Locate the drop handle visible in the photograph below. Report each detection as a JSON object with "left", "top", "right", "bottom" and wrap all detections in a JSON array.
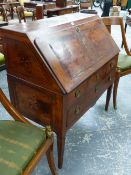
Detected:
[
  {"left": 108, "top": 75, "right": 112, "bottom": 81},
  {"left": 95, "top": 85, "right": 99, "bottom": 92},
  {"left": 76, "top": 27, "right": 80, "bottom": 32},
  {"left": 75, "top": 90, "right": 81, "bottom": 98},
  {"left": 96, "top": 74, "right": 99, "bottom": 80},
  {"left": 110, "top": 62, "right": 114, "bottom": 68},
  {"left": 75, "top": 106, "right": 80, "bottom": 115}
]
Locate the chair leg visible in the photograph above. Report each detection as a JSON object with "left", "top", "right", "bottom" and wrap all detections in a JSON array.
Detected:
[
  {"left": 113, "top": 75, "right": 120, "bottom": 110},
  {"left": 105, "top": 84, "right": 113, "bottom": 111},
  {"left": 46, "top": 143, "right": 57, "bottom": 175},
  {"left": 121, "top": 23, "right": 127, "bottom": 48}
]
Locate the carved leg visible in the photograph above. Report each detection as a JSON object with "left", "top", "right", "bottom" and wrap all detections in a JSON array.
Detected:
[
  {"left": 113, "top": 75, "right": 120, "bottom": 110},
  {"left": 105, "top": 84, "right": 113, "bottom": 111},
  {"left": 57, "top": 133, "right": 66, "bottom": 169},
  {"left": 46, "top": 142, "right": 57, "bottom": 175}
]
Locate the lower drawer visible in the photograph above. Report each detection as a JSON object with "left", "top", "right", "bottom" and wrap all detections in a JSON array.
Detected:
[{"left": 66, "top": 69, "right": 115, "bottom": 128}]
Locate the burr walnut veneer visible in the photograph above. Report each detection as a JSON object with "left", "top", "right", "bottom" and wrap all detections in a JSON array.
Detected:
[{"left": 0, "top": 13, "right": 119, "bottom": 168}]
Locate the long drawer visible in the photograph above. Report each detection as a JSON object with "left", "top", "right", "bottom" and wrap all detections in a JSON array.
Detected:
[{"left": 66, "top": 66, "right": 116, "bottom": 128}]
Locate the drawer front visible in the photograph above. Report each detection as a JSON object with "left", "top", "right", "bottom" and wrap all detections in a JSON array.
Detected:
[
  {"left": 65, "top": 57, "right": 117, "bottom": 109},
  {"left": 66, "top": 68, "right": 116, "bottom": 127},
  {"left": 13, "top": 81, "right": 56, "bottom": 125}
]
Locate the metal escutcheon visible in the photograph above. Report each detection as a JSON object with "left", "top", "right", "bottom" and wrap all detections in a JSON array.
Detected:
[
  {"left": 75, "top": 90, "right": 81, "bottom": 98},
  {"left": 76, "top": 27, "right": 80, "bottom": 33},
  {"left": 96, "top": 74, "right": 99, "bottom": 80},
  {"left": 109, "top": 75, "right": 112, "bottom": 81},
  {"left": 110, "top": 62, "right": 114, "bottom": 68},
  {"left": 75, "top": 106, "right": 80, "bottom": 114},
  {"left": 95, "top": 86, "right": 98, "bottom": 92}
]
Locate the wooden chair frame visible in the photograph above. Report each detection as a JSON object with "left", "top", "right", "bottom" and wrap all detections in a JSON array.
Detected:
[
  {"left": 102, "top": 16, "right": 131, "bottom": 109},
  {"left": 16, "top": 6, "right": 35, "bottom": 23},
  {"left": 0, "top": 88, "right": 57, "bottom": 175},
  {"left": 0, "top": 6, "right": 8, "bottom": 21}
]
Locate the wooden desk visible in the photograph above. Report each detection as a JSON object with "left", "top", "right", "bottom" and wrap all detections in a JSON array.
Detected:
[
  {"left": 0, "top": 2, "right": 20, "bottom": 19},
  {"left": 47, "top": 5, "right": 79, "bottom": 17},
  {"left": 0, "top": 13, "right": 119, "bottom": 168},
  {"left": 24, "top": 1, "right": 56, "bottom": 10}
]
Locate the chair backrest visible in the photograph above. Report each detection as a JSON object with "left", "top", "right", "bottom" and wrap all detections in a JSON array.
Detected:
[
  {"left": 0, "top": 6, "right": 8, "bottom": 21},
  {"left": 16, "top": 6, "right": 26, "bottom": 23},
  {"left": 102, "top": 16, "right": 131, "bottom": 56}
]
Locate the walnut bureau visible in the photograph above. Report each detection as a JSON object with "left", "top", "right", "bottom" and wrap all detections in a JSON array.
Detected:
[{"left": 0, "top": 13, "right": 119, "bottom": 168}]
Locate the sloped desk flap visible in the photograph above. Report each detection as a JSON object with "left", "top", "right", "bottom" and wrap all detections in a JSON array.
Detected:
[{"left": 34, "top": 18, "right": 119, "bottom": 93}]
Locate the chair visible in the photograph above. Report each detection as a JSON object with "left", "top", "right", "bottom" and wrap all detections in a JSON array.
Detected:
[
  {"left": 102, "top": 16, "right": 131, "bottom": 110},
  {"left": 0, "top": 6, "right": 8, "bottom": 21},
  {"left": 0, "top": 52, "right": 6, "bottom": 71},
  {"left": 0, "top": 88, "right": 57, "bottom": 175},
  {"left": 2, "top": 0, "right": 15, "bottom": 20},
  {"left": 121, "top": 15, "right": 131, "bottom": 48},
  {"left": 16, "top": 6, "right": 35, "bottom": 23},
  {"left": 124, "top": 8, "right": 131, "bottom": 31}
]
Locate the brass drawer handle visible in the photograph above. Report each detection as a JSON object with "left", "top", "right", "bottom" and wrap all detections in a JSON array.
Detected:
[
  {"left": 0, "top": 37, "right": 2, "bottom": 43},
  {"left": 110, "top": 62, "right": 114, "bottom": 68},
  {"left": 74, "top": 106, "right": 80, "bottom": 114},
  {"left": 108, "top": 75, "right": 112, "bottom": 81},
  {"left": 50, "top": 95, "right": 55, "bottom": 102},
  {"left": 95, "top": 85, "right": 99, "bottom": 92},
  {"left": 76, "top": 27, "right": 80, "bottom": 33},
  {"left": 75, "top": 90, "right": 81, "bottom": 98}
]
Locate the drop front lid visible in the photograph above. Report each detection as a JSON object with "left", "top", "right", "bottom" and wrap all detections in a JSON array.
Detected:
[{"left": 34, "top": 16, "right": 119, "bottom": 93}]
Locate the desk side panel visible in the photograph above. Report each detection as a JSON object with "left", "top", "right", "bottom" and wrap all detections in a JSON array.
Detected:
[{"left": 1, "top": 31, "right": 63, "bottom": 94}]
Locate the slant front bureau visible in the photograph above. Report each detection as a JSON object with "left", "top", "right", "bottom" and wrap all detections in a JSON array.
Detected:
[{"left": 0, "top": 13, "right": 119, "bottom": 168}]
